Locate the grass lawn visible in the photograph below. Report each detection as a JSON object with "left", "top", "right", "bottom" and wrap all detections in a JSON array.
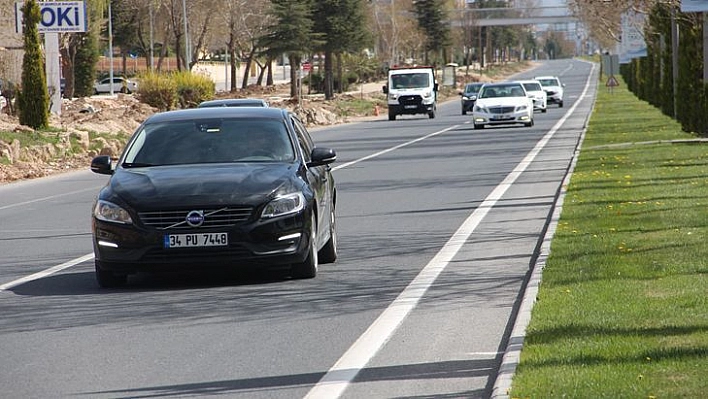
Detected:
[{"left": 509, "top": 76, "right": 708, "bottom": 398}]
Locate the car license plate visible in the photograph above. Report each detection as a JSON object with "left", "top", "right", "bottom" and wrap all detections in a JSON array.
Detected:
[
  {"left": 164, "top": 233, "right": 228, "bottom": 248},
  {"left": 492, "top": 114, "right": 508, "bottom": 120},
  {"left": 404, "top": 105, "right": 417, "bottom": 109}
]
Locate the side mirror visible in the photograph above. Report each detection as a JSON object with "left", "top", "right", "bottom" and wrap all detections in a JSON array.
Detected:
[
  {"left": 382, "top": 85, "right": 388, "bottom": 94},
  {"left": 90, "top": 155, "right": 113, "bottom": 175},
  {"left": 433, "top": 83, "right": 439, "bottom": 92},
  {"left": 308, "top": 147, "right": 337, "bottom": 167}
]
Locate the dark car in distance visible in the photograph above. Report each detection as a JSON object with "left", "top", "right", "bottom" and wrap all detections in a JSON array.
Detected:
[
  {"left": 459, "top": 82, "right": 485, "bottom": 115},
  {"left": 90, "top": 107, "right": 337, "bottom": 287},
  {"left": 198, "top": 98, "right": 269, "bottom": 108}
]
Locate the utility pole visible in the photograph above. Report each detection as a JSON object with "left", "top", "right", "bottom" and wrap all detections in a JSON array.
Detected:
[{"left": 671, "top": 5, "right": 678, "bottom": 118}]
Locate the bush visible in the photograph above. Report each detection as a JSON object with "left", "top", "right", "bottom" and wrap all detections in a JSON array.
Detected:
[
  {"left": 172, "top": 71, "right": 215, "bottom": 108},
  {"left": 135, "top": 72, "right": 178, "bottom": 111}
]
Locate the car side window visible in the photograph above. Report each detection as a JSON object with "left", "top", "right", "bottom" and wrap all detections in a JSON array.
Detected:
[{"left": 291, "top": 116, "right": 314, "bottom": 162}]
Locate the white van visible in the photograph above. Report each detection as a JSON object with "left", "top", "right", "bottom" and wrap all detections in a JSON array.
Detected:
[{"left": 383, "top": 66, "right": 438, "bottom": 120}]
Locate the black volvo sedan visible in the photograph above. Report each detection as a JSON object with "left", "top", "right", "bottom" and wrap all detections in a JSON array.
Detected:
[{"left": 90, "top": 107, "right": 337, "bottom": 287}]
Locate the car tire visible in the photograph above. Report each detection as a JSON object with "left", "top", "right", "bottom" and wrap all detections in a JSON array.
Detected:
[
  {"left": 559, "top": 101, "right": 564, "bottom": 108},
  {"left": 428, "top": 110, "right": 435, "bottom": 119},
  {"left": 388, "top": 113, "right": 396, "bottom": 121},
  {"left": 462, "top": 110, "right": 466, "bottom": 115},
  {"left": 95, "top": 260, "right": 127, "bottom": 288},
  {"left": 291, "top": 215, "right": 318, "bottom": 279},
  {"left": 473, "top": 123, "right": 483, "bottom": 129},
  {"left": 542, "top": 108, "right": 547, "bottom": 113},
  {"left": 318, "top": 207, "right": 337, "bottom": 264},
  {"left": 525, "top": 119, "right": 534, "bottom": 127}
]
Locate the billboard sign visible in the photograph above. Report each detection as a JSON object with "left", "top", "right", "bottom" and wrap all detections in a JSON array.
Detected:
[
  {"left": 681, "top": 0, "right": 708, "bottom": 12},
  {"left": 619, "top": 10, "right": 647, "bottom": 64},
  {"left": 15, "top": 1, "right": 87, "bottom": 33}
]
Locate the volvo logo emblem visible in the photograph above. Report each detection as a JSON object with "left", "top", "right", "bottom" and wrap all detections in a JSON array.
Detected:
[{"left": 185, "top": 210, "right": 205, "bottom": 227}]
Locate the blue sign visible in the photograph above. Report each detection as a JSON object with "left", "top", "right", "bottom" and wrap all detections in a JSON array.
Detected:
[{"left": 15, "top": 1, "right": 87, "bottom": 33}]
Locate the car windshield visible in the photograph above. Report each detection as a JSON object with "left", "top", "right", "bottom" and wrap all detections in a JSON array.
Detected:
[
  {"left": 464, "top": 83, "right": 483, "bottom": 94},
  {"left": 537, "top": 78, "right": 559, "bottom": 87},
  {"left": 391, "top": 73, "right": 430, "bottom": 89},
  {"left": 479, "top": 84, "right": 526, "bottom": 98},
  {"left": 122, "top": 118, "right": 296, "bottom": 166},
  {"left": 523, "top": 83, "right": 542, "bottom": 92}
]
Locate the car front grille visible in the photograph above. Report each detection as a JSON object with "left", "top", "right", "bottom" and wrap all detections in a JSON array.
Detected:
[
  {"left": 398, "top": 95, "right": 423, "bottom": 106},
  {"left": 138, "top": 207, "right": 253, "bottom": 230},
  {"left": 489, "top": 106, "right": 515, "bottom": 114}
]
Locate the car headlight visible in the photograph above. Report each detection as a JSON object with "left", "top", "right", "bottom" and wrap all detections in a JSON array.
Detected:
[
  {"left": 388, "top": 93, "right": 399, "bottom": 101},
  {"left": 94, "top": 200, "right": 133, "bottom": 224},
  {"left": 462, "top": 96, "right": 471, "bottom": 100},
  {"left": 474, "top": 105, "right": 489, "bottom": 113},
  {"left": 261, "top": 192, "right": 305, "bottom": 219},
  {"left": 516, "top": 105, "right": 528, "bottom": 111},
  {"left": 422, "top": 91, "right": 433, "bottom": 99}
]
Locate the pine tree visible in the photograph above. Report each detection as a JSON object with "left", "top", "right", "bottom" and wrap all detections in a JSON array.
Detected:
[
  {"left": 18, "top": 0, "right": 49, "bottom": 129},
  {"left": 260, "top": 0, "right": 321, "bottom": 98},
  {"left": 312, "top": 0, "right": 371, "bottom": 99},
  {"left": 412, "top": 0, "right": 451, "bottom": 65}
]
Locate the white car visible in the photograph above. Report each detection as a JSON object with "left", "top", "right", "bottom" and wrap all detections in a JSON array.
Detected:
[
  {"left": 93, "top": 76, "right": 138, "bottom": 94},
  {"left": 534, "top": 76, "right": 564, "bottom": 107},
  {"left": 472, "top": 82, "right": 534, "bottom": 129},
  {"left": 518, "top": 79, "right": 547, "bottom": 113}
]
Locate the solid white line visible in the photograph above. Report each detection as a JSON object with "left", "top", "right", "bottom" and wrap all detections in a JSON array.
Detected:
[
  {"left": 0, "top": 253, "right": 94, "bottom": 292},
  {"left": 0, "top": 187, "right": 99, "bottom": 211},
  {"left": 304, "top": 102, "right": 568, "bottom": 399}
]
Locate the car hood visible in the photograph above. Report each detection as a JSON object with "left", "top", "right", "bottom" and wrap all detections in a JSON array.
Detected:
[
  {"left": 106, "top": 163, "right": 300, "bottom": 208},
  {"left": 476, "top": 97, "right": 529, "bottom": 108}
]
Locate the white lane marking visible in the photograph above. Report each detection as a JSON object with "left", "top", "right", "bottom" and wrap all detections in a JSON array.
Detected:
[
  {"left": 304, "top": 81, "right": 585, "bottom": 399},
  {"left": 332, "top": 125, "right": 458, "bottom": 172},
  {"left": 0, "top": 253, "right": 94, "bottom": 292},
  {"left": 0, "top": 187, "right": 99, "bottom": 211}
]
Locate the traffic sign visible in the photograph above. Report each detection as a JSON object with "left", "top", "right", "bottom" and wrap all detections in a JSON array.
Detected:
[
  {"left": 15, "top": 1, "right": 87, "bottom": 33},
  {"left": 302, "top": 62, "right": 312, "bottom": 72},
  {"left": 606, "top": 75, "right": 620, "bottom": 87}
]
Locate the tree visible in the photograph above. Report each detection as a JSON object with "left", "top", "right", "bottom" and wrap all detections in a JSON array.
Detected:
[
  {"left": 412, "top": 0, "right": 451, "bottom": 65},
  {"left": 312, "top": 0, "right": 372, "bottom": 99},
  {"left": 261, "top": 0, "right": 321, "bottom": 98},
  {"left": 60, "top": 0, "right": 107, "bottom": 99},
  {"left": 18, "top": 0, "right": 49, "bottom": 129}
]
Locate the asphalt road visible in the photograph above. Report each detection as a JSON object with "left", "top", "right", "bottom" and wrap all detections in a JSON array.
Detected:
[{"left": 0, "top": 59, "right": 598, "bottom": 399}]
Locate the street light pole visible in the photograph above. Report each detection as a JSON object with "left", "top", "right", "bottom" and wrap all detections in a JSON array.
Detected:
[
  {"left": 108, "top": 1, "right": 114, "bottom": 95},
  {"left": 182, "top": 0, "right": 190, "bottom": 70},
  {"left": 149, "top": 1, "right": 154, "bottom": 70}
]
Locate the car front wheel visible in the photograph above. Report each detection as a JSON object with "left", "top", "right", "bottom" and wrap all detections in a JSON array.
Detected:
[
  {"left": 291, "top": 215, "right": 318, "bottom": 279},
  {"left": 318, "top": 207, "right": 337, "bottom": 264}
]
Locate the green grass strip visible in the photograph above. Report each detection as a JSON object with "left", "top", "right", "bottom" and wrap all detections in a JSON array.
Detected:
[{"left": 509, "top": 75, "right": 708, "bottom": 398}]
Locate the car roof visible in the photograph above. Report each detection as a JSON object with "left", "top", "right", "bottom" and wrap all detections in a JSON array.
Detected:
[
  {"left": 534, "top": 76, "right": 561, "bottom": 81},
  {"left": 144, "top": 106, "right": 289, "bottom": 124},
  {"left": 198, "top": 98, "right": 269, "bottom": 108},
  {"left": 481, "top": 82, "right": 523, "bottom": 87}
]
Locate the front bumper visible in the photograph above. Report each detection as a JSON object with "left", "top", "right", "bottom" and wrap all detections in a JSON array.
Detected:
[
  {"left": 92, "top": 212, "right": 311, "bottom": 274},
  {"left": 389, "top": 94, "right": 436, "bottom": 115},
  {"left": 472, "top": 111, "right": 532, "bottom": 126}
]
